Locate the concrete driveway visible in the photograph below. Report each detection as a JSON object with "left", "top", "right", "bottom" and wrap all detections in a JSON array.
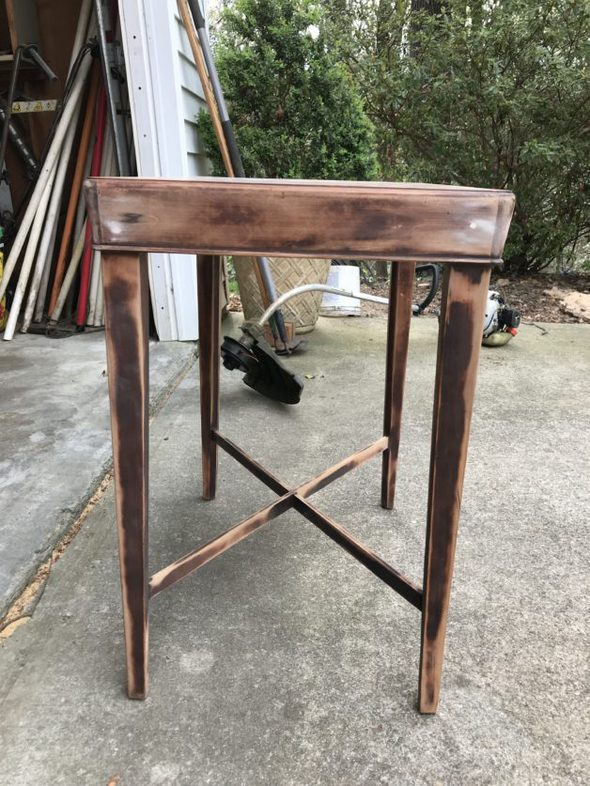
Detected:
[
  {"left": 0, "top": 316, "right": 588, "bottom": 785},
  {"left": 0, "top": 333, "right": 196, "bottom": 619}
]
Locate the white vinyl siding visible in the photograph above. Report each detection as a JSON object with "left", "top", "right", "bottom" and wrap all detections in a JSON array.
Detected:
[
  {"left": 174, "top": 7, "right": 211, "bottom": 177},
  {"left": 120, "top": 0, "right": 211, "bottom": 340}
]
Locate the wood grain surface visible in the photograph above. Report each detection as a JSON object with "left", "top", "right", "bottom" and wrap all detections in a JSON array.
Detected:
[
  {"left": 102, "top": 251, "right": 150, "bottom": 700},
  {"left": 418, "top": 264, "right": 491, "bottom": 713},
  {"left": 197, "top": 255, "right": 221, "bottom": 500},
  {"left": 85, "top": 177, "right": 514, "bottom": 263},
  {"left": 381, "top": 263, "right": 415, "bottom": 509}
]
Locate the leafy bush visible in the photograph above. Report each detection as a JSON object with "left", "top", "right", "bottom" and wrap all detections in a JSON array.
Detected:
[
  {"left": 327, "top": 0, "right": 590, "bottom": 273},
  {"left": 197, "top": 0, "right": 379, "bottom": 181}
]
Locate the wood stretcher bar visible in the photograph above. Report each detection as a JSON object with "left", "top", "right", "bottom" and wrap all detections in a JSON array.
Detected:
[
  {"left": 149, "top": 433, "right": 422, "bottom": 610},
  {"left": 149, "top": 493, "right": 293, "bottom": 597}
]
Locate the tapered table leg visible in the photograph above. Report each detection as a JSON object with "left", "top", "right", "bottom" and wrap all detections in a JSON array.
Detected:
[
  {"left": 381, "top": 262, "right": 414, "bottom": 509},
  {"left": 197, "top": 255, "right": 221, "bottom": 500},
  {"left": 102, "top": 251, "right": 150, "bottom": 699},
  {"left": 419, "top": 264, "right": 491, "bottom": 713}
]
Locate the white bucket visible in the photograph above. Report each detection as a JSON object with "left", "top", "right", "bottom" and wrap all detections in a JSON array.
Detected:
[{"left": 320, "top": 265, "right": 362, "bottom": 317}]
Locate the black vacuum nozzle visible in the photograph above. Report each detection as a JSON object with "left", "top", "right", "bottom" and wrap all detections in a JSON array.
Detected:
[{"left": 221, "top": 329, "right": 304, "bottom": 405}]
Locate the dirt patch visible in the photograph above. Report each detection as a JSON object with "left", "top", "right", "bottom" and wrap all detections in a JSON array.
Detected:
[
  {"left": 0, "top": 562, "right": 50, "bottom": 639},
  {"left": 490, "top": 273, "right": 590, "bottom": 323},
  {"left": 224, "top": 271, "right": 590, "bottom": 323},
  {"left": 361, "top": 272, "right": 590, "bottom": 323},
  {"left": 543, "top": 287, "right": 590, "bottom": 321}
]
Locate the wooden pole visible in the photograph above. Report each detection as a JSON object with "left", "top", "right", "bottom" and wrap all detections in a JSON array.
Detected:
[
  {"left": 48, "top": 63, "right": 101, "bottom": 315},
  {"left": 177, "top": 0, "right": 234, "bottom": 176}
]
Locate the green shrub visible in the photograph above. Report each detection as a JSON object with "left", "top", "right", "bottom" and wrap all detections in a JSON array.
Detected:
[
  {"left": 197, "top": 0, "right": 379, "bottom": 181},
  {"left": 329, "top": 0, "right": 590, "bottom": 273}
]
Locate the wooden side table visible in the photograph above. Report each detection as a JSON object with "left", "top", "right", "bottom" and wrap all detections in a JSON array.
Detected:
[{"left": 86, "top": 177, "right": 514, "bottom": 713}]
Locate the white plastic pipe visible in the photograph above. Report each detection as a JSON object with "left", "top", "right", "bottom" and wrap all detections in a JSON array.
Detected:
[
  {"left": 69, "top": 7, "right": 99, "bottom": 247},
  {"left": 49, "top": 221, "right": 87, "bottom": 324},
  {"left": 87, "top": 126, "right": 114, "bottom": 325},
  {"left": 0, "top": 49, "right": 93, "bottom": 304},
  {"left": 21, "top": 110, "right": 82, "bottom": 333},
  {"left": 257, "top": 284, "right": 389, "bottom": 328},
  {"left": 93, "top": 137, "right": 117, "bottom": 328},
  {"left": 68, "top": 0, "right": 93, "bottom": 76},
  {"left": 93, "top": 264, "right": 104, "bottom": 326},
  {"left": 87, "top": 248, "right": 102, "bottom": 325},
  {"left": 33, "top": 218, "right": 58, "bottom": 322},
  {"left": 2, "top": 168, "right": 58, "bottom": 339}
]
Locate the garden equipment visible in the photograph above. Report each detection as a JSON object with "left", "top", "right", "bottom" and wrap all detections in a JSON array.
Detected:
[
  {"left": 220, "top": 284, "right": 389, "bottom": 405},
  {"left": 221, "top": 327, "right": 304, "bottom": 405},
  {"left": 93, "top": 0, "right": 132, "bottom": 177},
  {"left": 221, "top": 272, "right": 521, "bottom": 405},
  {"left": 0, "top": 105, "right": 38, "bottom": 180},
  {"left": 482, "top": 290, "right": 521, "bottom": 346},
  {"left": 177, "top": 0, "right": 234, "bottom": 176},
  {"left": 182, "top": 0, "right": 293, "bottom": 351},
  {"left": 0, "top": 45, "right": 57, "bottom": 179}
]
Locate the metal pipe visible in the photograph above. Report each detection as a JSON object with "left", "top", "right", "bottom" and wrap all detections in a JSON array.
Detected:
[
  {"left": 22, "top": 58, "right": 91, "bottom": 329},
  {"left": 93, "top": 262, "right": 104, "bottom": 326},
  {"left": 186, "top": 0, "right": 289, "bottom": 347},
  {"left": 25, "top": 47, "right": 58, "bottom": 82},
  {"left": 70, "top": 0, "right": 95, "bottom": 73},
  {"left": 87, "top": 247, "right": 101, "bottom": 324},
  {"left": 194, "top": 29, "right": 243, "bottom": 176},
  {"left": 177, "top": 0, "right": 234, "bottom": 175},
  {"left": 2, "top": 168, "right": 58, "bottom": 339},
  {"left": 0, "top": 46, "right": 23, "bottom": 174},
  {"left": 0, "top": 104, "right": 38, "bottom": 176},
  {"left": 186, "top": 1, "right": 244, "bottom": 177},
  {"left": 94, "top": 0, "right": 131, "bottom": 175},
  {"left": 93, "top": 131, "right": 116, "bottom": 329},
  {"left": 73, "top": 131, "right": 94, "bottom": 245},
  {"left": 257, "top": 284, "right": 389, "bottom": 328}
]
